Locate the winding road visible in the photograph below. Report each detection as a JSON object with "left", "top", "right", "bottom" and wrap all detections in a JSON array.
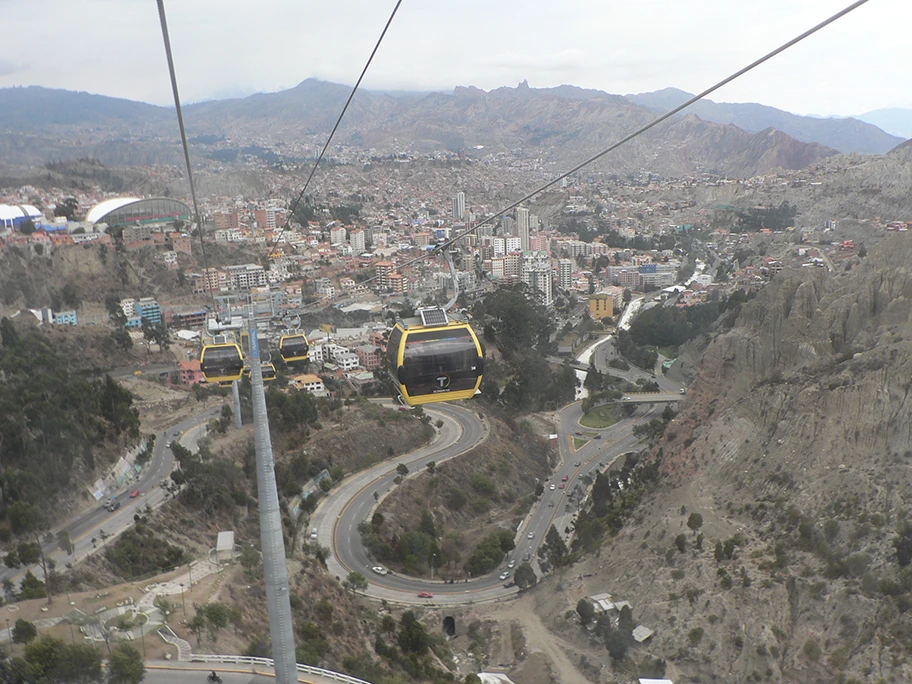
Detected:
[
  {"left": 0, "top": 406, "right": 223, "bottom": 589},
  {"left": 313, "top": 389, "right": 675, "bottom": 605}
]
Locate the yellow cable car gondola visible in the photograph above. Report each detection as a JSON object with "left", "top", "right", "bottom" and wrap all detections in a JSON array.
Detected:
[
  {"left": 243, "top": 363, "right": 276, "bottom": 381},
  {"left": 200, "top": 335, "right": 244, "bottom": 384},
  {"left": 387, "top": 307, "right": 484, "bottom": 406},
  {"left": 279, "top": 333, "right": 309, "bottom": 363}
]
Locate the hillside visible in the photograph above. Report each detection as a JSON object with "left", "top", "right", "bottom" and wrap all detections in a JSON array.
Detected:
[
  {"left": 556, "top": 233, "right": 912, "bottom": 682},
  {"left": 373, "top": 415, "right": 555, "bottom": 579},
  {"left": 0, "top": 81, "right": 839, "bottom": 178}
]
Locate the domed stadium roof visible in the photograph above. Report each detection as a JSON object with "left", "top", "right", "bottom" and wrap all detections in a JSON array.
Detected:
[
  {"left": 0, "top": 204, "right": 42, "bottom": 221},
  {"left": 85, "top": 197, "right": 191, "bottom": 228},
  {"left": 85, "top": 197, "right": 141, "bottom": 224}
]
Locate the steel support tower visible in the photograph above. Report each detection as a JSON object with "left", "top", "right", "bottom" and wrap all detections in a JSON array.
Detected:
[{"left": 248, "top": 313, "right": 296, "bottom": 681}]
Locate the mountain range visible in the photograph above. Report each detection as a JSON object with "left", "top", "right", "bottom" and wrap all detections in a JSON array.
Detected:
[
  {"left": 0, "top": 80, "right": 906, "bottom": 178},
  {"left": 627, "top": 87, "right": 905, "bottom": 154}
]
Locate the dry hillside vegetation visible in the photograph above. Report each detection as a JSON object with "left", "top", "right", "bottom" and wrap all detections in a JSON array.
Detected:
[{"left": 573, "top": 233, "right": 912, "bottom": 683}]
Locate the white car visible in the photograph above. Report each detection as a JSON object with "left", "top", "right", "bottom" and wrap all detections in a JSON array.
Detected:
[
  {"left": 507, "top": 560, "right": 515, "bottom": 568},
  {"left": 549, "top": 484, "right": 556, "bottom": 491},
  {"left": 527, "top": 531, "right": 535, "bottom": 539},
  {"left": 371, "top": 566, "right": 388, "bottom": 576},
  {"left": 499, "top": 571, "right": 510, "bottom": 581}
]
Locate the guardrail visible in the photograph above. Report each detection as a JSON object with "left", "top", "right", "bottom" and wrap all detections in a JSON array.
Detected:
[{"left": 188, "top": 654, "right": 373, "bottom": 684}]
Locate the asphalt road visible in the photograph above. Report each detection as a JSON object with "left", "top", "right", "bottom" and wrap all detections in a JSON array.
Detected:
[
  {"left": 0, "top": 406, "right": 223, "bottom": 587},
  {"left": 315, "top": 397, "right": 668, "bottom": 605}
]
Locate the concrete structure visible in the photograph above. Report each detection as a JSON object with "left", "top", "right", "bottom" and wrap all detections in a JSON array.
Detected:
[
  {"left": 516, "top": 207, "right": 530, "bottom": 251},
  {"left": 54, "top": 310, "right": 78, "bottom": 326},
  {"left": 452, "top": 191, "right": 466, "bottom": 220},
  {"left": 178, "top": 359, "right": 204, "bottom": 385},
  {"left": 589, "top": 293, "right": 614, "bottom": 320},
  {"left": 293, "top": 374, "right": 327, "bottom": 396},
  {"left": 329, "top": 226, "right": 346, "bottom": 245},
  {"left": 215, "top": 531, "right": 236, "bottom": 564},
  {"left": 349, "top": 229, "right": 366, "bottom": 253},
  {"left": 558, "top": 258, "right": 573, "bottom": 291},
  {"left": 227, "top": 264, "right": 267, "bottom": 290},
  {"left": 355, "top": 345, "right": 383, "bottom": 370},
  {"left": 522, "top": 251, "right": 553, "bottom": 307},
  {"left": 136, "top": 297, "right": 163, "bottom": 325}
]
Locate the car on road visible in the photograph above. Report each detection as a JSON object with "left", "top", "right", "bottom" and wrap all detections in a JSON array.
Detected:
[
  {"left": 561, "top": 475, "right": 569, "bottom": 482},
  {"left": 594, "top": 434, "right": 601, "bottom": 439},
  {"left": 503, "top": 581, "right": 516, "bottom": 588},
  {"left": 527, "top": 531, "right": 534, "bottom": 539},
  {"left": 499, "top": 571, "right": 510, "bottom": 580},
  {"left": 166, "top": 441, "right": 172, "bottom": 448},
  {"left": 507, "top": 559, "right": 515, "bottom": 568},
  {"left": 103, "top": 499, "right": 120, "bottom": 512},
  {"left": 549, "top": 484, "right": 555, "bottom": 490},
  {"left": 417, "top": 591, "right": 433, "bottom": 598},
  {"left": 130, "top": 489, "right": 140, "bottom": 498},
  {"left": 372, "top": 566, "right": 388, "bottom": 576},
  {"left": 573, "top": 461, "right": 581, "bottom": 467},
  {"left": 548, "top": 501, "right": 555, "bottom": 507},
  {"left": 559, "top": 483, "right": 566, "bottom": 489}
]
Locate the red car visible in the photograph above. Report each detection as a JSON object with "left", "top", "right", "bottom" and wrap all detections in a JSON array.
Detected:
[
  {"left": 561, "top": 475, "right": 569, "bottom": 482},
  {"left": 558, "top": 483, "right": 565, "bottom": 489},
  {"left": 130, "top": 489, "right": 140, "bottom": 498},
  {"left": 417, "top": 591, "right": 433, "bottom": 598}
]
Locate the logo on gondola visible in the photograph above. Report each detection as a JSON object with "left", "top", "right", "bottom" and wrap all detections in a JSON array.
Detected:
[{"left": 434, "top": 374, "right": 451, "bottom": 391}]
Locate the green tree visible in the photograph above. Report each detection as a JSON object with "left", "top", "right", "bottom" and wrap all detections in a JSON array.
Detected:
[
  {"left": 11, "top": 619, "right": 37, "bottom": 644},
  {"left": 576, "top": 598, "right": 594, "bottom": 625},
  {"left": 1, "top": 317, "right": 20, "bottom": 347},
  {"left": 543, "top": 525, "right": 569, "bottom": 568},
  {"left": 687, "top": 512, "right": 703, "bottom": 534},
  {"left": 894, "top": 522, "right": 912, "bottom": 567},
  {"left": 514, "top": 562, "right": 537, "bottom": 590},
  {"left": 396, "top": 463, "right": 409, "bottom": 477},
  {"left": 8, "top": 501, "right": 52, "bottom": 603},
  {"left": 108, "top": 643, "right": 145, "bottom": 684},
  {"left": 344, "top": 571, "right": 368, "bottom": 593},
  {"left": 605, "top": 628, "right": 628, "bottom": 663},
  {"left": 187, "top": 614, "right": 206, "bottom": 646}
]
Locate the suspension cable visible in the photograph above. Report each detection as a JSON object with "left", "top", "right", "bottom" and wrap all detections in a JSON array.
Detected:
[
  {"left": 155, "top": 0, "right": 218, "bottom": 317},
  {"left": 271, "top": 0, "right": 404, "bottom": 259}
]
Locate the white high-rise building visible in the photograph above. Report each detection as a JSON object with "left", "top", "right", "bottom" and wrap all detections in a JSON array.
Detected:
[
  {"left": 506, "top": 237, "right": 522, "bottom": 253},
  {"left": 329, "top": 226, "right": 346, "bottom": 245},
  {"left": 350, "top": 229, "right": 366, "bottom": 253},
  {"left": 516, "top": 207, "right": 530, "bottom": 231},
  {"left": 522, "top": 251, "right": 553, "bottom": 307},
  {"left": 452, "top": 192, "right": 466, "bottom": 220},
  {"left": 558, "top": 258, "right": 573, "bottom": 291}
]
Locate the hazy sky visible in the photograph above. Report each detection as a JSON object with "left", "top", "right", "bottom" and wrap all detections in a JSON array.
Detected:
[{"left": 0, "top": 0, "right": 906, "bottom": 116}]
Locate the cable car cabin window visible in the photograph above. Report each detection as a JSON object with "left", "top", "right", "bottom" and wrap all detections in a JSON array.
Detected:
[
  {"left": 386, "top": 327, "right": 404, "bottom": 371},
  {"left": 400, "top": 328, "right": 480, "bottom": 396}
]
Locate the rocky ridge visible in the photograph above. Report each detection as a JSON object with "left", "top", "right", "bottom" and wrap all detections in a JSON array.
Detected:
[{"left": 585, "top": 233, "right": 912, "bottom": 682}]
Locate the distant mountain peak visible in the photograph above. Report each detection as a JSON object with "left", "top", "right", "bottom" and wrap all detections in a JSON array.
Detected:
[{"left": 627, "top": 88, "right": 903, "bottom": 154}]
